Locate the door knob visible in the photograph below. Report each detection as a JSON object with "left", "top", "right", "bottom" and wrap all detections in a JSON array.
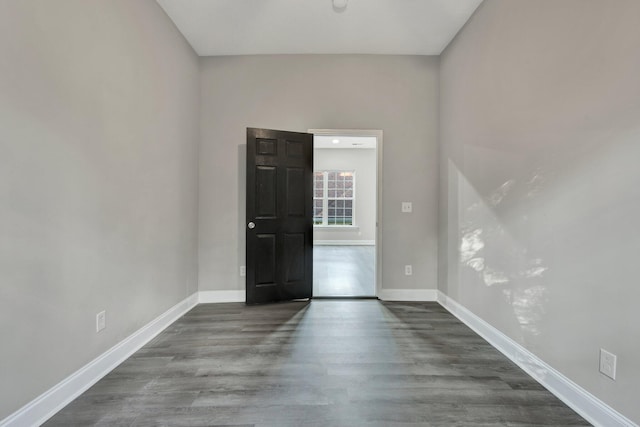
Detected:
[{"left": 248, "top": 222, "right": 255, "bottom": 229}]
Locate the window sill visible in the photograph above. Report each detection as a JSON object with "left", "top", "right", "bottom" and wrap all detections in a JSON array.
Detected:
[{"left": 313, "top": 225, "right": 359, "bottom": 231}]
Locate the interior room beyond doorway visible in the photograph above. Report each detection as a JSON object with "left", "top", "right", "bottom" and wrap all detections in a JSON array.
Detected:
[{"left": 312, "top": 133, "right": 378, "bottom": 297}]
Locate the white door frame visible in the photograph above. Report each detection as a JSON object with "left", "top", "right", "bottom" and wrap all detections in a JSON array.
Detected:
[{"left": 308, "top": 128, "right": 383, "bottom": 297}]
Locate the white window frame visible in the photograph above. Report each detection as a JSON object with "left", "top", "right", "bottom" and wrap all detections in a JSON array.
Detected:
[{"left": 313, "top": 170, "right": 356, "bottom": 227}]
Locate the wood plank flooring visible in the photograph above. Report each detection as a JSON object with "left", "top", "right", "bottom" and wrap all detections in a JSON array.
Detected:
[
  {"left": 313, "top": 245, "right": 375, "bottom": 297},
  {"left": 44, "top": 301, "right": 590, "bottom": 426}
]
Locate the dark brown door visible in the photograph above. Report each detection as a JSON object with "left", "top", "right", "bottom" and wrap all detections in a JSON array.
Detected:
[{"left": 246, "top": 128, "right": 313, "bottom": 304}]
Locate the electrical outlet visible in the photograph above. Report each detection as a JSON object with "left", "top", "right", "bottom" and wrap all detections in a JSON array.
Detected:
[
  {"left": 401, "top": 202, "right": 412, "bottom": 213},
  {"left": 96, "top": 310, "right": 106, "bottom": 333},
  {"left": 404, "top": 265, "right": 413, "bottom": 276},
  {"left": 240, "top": 266, "right": 246, "bottom": 277},
  {"left": 599, "top": 349, "right": 617, "bottom": 380}
]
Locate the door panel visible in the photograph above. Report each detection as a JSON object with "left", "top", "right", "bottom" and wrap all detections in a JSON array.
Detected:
[
  {"left": 283, "top": 233, "right": 305, "bottom": 283},
  {"left": 257, "top": 138, "right": 278, "bottom": 155},
  {"left": 255, "top": 234, "right": 277, "bottom": 286},
  {"left": 286, "top": 168, "right": 305, "bottom": 216},
  {"left": 256, "top": 166, "right": 277, "bottom": 218},
  {"left": 286, "top": 139, "right": 304, "bottom": 158},
  {"left": 246, "top": 128, "right": 313, "bottom": 304}
]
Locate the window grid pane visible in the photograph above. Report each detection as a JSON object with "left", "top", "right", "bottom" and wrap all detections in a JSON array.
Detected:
[
  {"left": 313, "top": 172, "right": 324, "bottom": 225},
  {"left": 314, "top": 169, "right": 354, "bottom": 227}
]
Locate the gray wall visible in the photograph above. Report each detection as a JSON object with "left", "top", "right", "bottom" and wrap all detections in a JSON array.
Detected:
[
  {"left": 314, "top": 148, "right": 377, "bottom": 243},
  {"left": 439, "top": 0, "right": 640, "bottom": 423},
  {"left": 0, "top": 0, "right": 199, "bottom": 419},
  {"left": 199, "top": 55, "right": 439, "bottom": 292}
]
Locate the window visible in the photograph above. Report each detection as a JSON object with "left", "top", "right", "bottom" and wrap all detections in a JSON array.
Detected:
[{"left": 313, "top": 170, "right": 355, "bottom": 226}]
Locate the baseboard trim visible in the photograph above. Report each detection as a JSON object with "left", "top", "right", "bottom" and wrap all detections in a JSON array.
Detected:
[
  {"left": 198, "top": 290, "right": 245, "bottom": 303},
  {"left": 313, "top": 240, "right": 375, "bottom": 246},
  {"left": 10, "top": 290, "right": 632, "bottom": 427},
  {"left": 0, "top": 293, "right": 199, "bottom": 427},
  {"left": 436, "top": 291, "right": 637, "bottom": 427},
  {"left": 378, "top": 289, "right": 438, "bottom": 302}
]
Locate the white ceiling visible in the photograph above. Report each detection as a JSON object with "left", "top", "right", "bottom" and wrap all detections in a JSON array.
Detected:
[
  {"left": 156, "top": 0, "right": 483, "bottom": 56},
  {"left": 314, "top": 135, "right": 377, "bottom": 149}
]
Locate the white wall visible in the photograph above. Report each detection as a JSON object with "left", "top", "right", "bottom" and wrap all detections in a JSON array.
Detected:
[
  {"left": 0, "top": 0, "right": 200, "bottom": 419},
  {"left": 439, "top": 0, "right": 640, "bottom": 423},
  {"left": 199, "top": 55, "right": 440, "bottom": 293},
  {"left": 313, "top": 148, "right": 376, "bottom": 244}
]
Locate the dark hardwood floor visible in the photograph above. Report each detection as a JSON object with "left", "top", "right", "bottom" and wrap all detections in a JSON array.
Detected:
[
  {"left": 44, "top": 301, "right": 590, "bottom": 426},
  {"left": 313, "top": 245, "right": 375, "bottom": 297}
]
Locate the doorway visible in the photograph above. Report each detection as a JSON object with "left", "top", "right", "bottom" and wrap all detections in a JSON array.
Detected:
[{"left": 309, "top": 129, "right": 382, "bottom": 298}]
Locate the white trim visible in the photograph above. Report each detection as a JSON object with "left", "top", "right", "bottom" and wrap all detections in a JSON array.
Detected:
[
  {"left": 378, "top": 289, "right": 438, "bottom": 302},
  {"left": 198, "top": 290, "right": 245, "bottom": 303},
  {"left": 436, "top": 291, "right": 637, "bottom": 427},
  {"left": 7, "top": 290, "right": 634, "bottom": 427},
  {"left": 313, "top": 225, "right": 360, "bottom": 231},
  {"left": 313, "top": 240, "right": 375, "bottom": 246},
  {"left": 0, "top": 293, "right": 199, "bottom": 427}
]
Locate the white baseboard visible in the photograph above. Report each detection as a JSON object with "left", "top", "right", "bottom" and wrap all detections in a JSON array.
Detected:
[
  {"left": 313, "top": 240, "right": 375, "bottom": 246},
  {"left": 0, "top": 293, "right": 199, "bottom": 427},
  {"left": 378, "top": 289, "right": 438, "bottom": 302},
  {"left": 10, "top": 289, "right": 632, "bottom": 427},
  {"left": 199, "top": 290, "right": 245, "bottom": 303},
  {"left": 437, "top": 291, "right": 637, "bottom": 427}
]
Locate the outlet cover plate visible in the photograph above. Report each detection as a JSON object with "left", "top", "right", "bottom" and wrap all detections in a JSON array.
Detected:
[
  {"left": 599, "top": 348, "right": 617, "bottom": 380},
  {"left": 401, "top": 202, "right": 412, "bottom": 213},
  {"left": 404, "top": 265, "right": 413, "bottom": 276}
]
